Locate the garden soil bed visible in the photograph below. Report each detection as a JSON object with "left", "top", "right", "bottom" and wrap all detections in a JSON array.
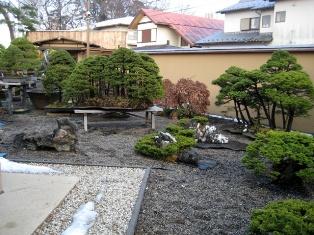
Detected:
[{"left": 0, "top": 111, "right": 311, "bottom": 235}]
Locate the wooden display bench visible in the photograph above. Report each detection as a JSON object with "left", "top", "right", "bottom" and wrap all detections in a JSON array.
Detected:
[{"left": 74, "top": 107, "right": 160, "bottom": 131}]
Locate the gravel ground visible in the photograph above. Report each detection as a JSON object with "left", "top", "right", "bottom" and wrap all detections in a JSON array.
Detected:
[
  {"left": 33, "top": 164, "right": 145, "bottom": 235},
  {"left": 1, "top": 111, "right": 311, "bottom": 235}
]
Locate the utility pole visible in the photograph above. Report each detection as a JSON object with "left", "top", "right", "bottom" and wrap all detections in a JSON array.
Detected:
[{"left": 86, "top": 0, "right": 91, "bottom": 57}]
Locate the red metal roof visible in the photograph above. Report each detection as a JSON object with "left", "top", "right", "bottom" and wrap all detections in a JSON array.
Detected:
[{"left": 141, "top": 8, "right": 224, "bottom": 45}]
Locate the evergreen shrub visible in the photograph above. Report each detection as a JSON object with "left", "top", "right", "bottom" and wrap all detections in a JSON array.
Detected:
[{"left": 249, "top": 199, "right": 314, "bottom": 235}]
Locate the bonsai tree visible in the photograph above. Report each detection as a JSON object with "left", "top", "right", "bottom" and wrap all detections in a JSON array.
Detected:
[
  {"left": 158, "top": 78, "right": 210, "bottom": 118},
  {"left": 0, "top": 37, "right": 40, "bottom": 75},
  {"left": 62, "top": 55, "right": 108, "bottom": 104},
  {"left": 105, "top": 48, "right": 163, "bottom": 105},
  {"left": 249, "top": 199, "right": 314, "bottom": 235},
  {"left": 175, "top": 78, "right": 210, "bottom": 117},
  {"left": 242, "top": 130, "right": 314, "bottom": 186},
  {"left": 213, "top": 50, "right": 314, "bottom": 131},
  {"left": 212, "top": 66, "right": 254, "bottom": 124},
  {"left": 43, "top": 50, "right": 76, "bottom": 101},
  {"left": 62, "top": 48, "right": 163, "bottom": 107},
  {"left": 266, "top": 71, "right": 314, "bottom": 131}
]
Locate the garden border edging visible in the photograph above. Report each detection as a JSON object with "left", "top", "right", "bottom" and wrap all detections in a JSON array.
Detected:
[{"left": 126, "top": 167, "right": 151, "bottom": 235}]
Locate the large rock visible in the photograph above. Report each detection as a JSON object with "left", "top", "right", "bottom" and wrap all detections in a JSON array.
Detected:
[
  {"left": 154, "top": 132, "right": 176, "bottom": 148},
  {"left": 177, "top": 148, "right": 202, "bottom": 165},
  {"left": 14, "top": 118, "right": 78, "bottom": 152}
]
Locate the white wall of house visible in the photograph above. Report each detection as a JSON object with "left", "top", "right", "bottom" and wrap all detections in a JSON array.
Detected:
[
  {"left": 222, "top": 0, "right": 314, "bottom": 46},
  {"left": 224, "top": 9, "right": 274, "bottom": 33},
  {"left": 136, "top": 16, "right": 181, "bottom": 47},
  {"left": 224, "top": 10, "right": 260, "bottom": 33},
  {"left": 260, "top": 9, "right": 274, "bottom": 33},
  {"left": 272, "top": 0, "right": 314, "bottom": 45}
]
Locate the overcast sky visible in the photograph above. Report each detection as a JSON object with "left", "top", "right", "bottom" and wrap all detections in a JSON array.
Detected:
[{"left": 0, "top": 0, "right": 238, "bottom": 47}]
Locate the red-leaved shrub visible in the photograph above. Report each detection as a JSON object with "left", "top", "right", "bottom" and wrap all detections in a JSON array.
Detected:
[{"left": 156, "top": 78, "right": 210, "bottom": 116}]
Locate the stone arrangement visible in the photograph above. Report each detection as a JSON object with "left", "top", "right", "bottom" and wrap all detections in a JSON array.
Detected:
[
  {"left": 196, "top": 124, "right": 229, "bottom": 144},
  {"left": 154, "top": 132, "right": 177, "bottom": 148},
  {"left": 14, "top": 118, "right": 78, "bottom": 152}
]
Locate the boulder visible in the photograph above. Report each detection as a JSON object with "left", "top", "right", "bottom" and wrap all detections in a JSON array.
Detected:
[
  {"left": 155, "top": 132, "right": 176, "bottom": 148},
  {"left": 14, "top": 118, "right": 78, "bottom": 152},
  {"left": 177, "top": 148, "right": 202, "bottom": 165}
]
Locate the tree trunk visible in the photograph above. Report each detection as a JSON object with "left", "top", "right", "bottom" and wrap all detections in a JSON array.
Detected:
[
  {"left": 280, "top": 103, "right": 287, "bottom": 130},
  {"left": 233, "top": 99, "right": 240, "bottom": 123},
  {"left": 0, "top": 8, "right": 15, "bottom": 40},
  {"left": 237, "top": 101, "right": 248, "bottom": 124},
  {"left": 270, "top": 103, "right": 277, "bottom": 129},
  {"left": 286, "top": 109, "right": 295, "bottom": 132},
  {"left": 254, "top": 85, "right": 270, "bottom": 126},
  {"left": 243, "top": 102, "right": 254, "bottom": 126}
]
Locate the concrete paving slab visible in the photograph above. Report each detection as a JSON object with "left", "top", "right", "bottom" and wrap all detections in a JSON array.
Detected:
[{"left": 0, "top": 173, "right": 79, "bottom": 235}]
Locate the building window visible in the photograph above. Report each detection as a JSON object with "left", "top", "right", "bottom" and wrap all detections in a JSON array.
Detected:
[
  {"left": 128, "top": 31, "right": 137, "bottom": 41},
  {"left": 262, "top": 15, "right": 271, "bottom": 28},
  {"left": 276, "top": 11, "right": 286, "bottom": 23},
  {"left": 142, "top": 29, "right": 151, "bottom": 43},
  {"left": 240, "top": 17, "right": 260, "bottom": 31},
  {"left": 250, "top": 17, "right": 260, "bottom": 30},
  {"left": 138, "top": 28, "right": 157, "bottom": 43},
  {"left": 240, "top": 18, "right": 250, "bottom": 31},
  {"left": 181, "top": 37, "right": 188, "bottom": 47}
]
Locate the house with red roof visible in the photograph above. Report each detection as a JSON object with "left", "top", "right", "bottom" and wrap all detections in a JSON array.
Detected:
[{"left": 129, "top": 8, "right": 224, "bottom": 49}]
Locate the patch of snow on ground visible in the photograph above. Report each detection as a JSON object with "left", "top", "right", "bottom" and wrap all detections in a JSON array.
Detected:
[
  {"left": 0, "top": 157, "right": 59, "bottom": 174},
  {"left": 208, "top": 114, "right": 242, "bottom": 123},
  {"left": 62, "top": 202, "right": 97, "bottom": 235},
  {"left": 95, "top": 193, "right": 103, "bottom": 203}
]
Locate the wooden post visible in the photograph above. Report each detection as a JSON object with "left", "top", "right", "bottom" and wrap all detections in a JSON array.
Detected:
[
  {"left": 21, "top": 84, "right": 27, "bottom": 106},
  {"left": 84, "top": 113, "right": 88, "bottom": 132},
  {"left": 151, "top": 113, "right": 156, "bottom": 130},
  {"left": 5, "top": 87, "right": 13, "bottom": 115},
  {"left": 145, "top": 111, "right": 149, "bottom": 124}
]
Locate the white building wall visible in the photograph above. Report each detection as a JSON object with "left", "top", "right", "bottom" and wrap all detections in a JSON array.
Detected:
[
  {"left": 260, "top": 9, "right": 274, "bottom": 33},
  {"left": 272, "top": 0, "right": 314, "bottom": 45},
  {"left": 224, "top": 10, "right": 260, "bottom": 33},
  {"left": 136, "top": 16, "right": 180, "bottom": 47}
]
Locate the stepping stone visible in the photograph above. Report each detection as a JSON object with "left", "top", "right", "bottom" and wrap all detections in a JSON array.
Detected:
[
  {"left": 242, "top": 132, "right": 256, "bottom": 140},
  {"left": 0, "top": 173, "right": 79, "bottom": 235},
  {"left": 197, "top": 159, "right": 217, "bottom": 170},
  {"left": 223, "top": 128, "right": 244, "bottom": 135}
]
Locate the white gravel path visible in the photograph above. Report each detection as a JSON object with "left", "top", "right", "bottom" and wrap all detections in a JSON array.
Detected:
[{"left": 32, "top": 164, "right": 145, "bottom": 235}]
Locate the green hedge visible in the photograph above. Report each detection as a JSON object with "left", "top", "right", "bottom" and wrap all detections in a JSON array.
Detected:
[
  {"left": 249, "top": 199, "right": 314, "bottom": 235},
  {"left": 134, "top": 133, "right": 196, "bottom": 159},
  {"left": 165, "top": 124, "right": 195, "bottom": 138},
  {"left": 242, "top": 131, "right": 314, "bottom": 184}
]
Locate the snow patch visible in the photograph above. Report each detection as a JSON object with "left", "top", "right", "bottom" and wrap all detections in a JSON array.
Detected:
[
  {"left": 62, "top": 202, "right": 97, "bottom": 235},
  {"left": 0, "top": 157, "right": 59, "bottom": 174},
  {"left": 95, "top": 193, "right": 103, "bottom": 203},
  {"left": 209, "top": 114, "right": 243, "bottom": 123}
]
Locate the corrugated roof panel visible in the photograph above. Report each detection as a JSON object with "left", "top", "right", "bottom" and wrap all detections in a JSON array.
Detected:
[{"left": 218, "top": 0, "right": 275, "bottom": 14}]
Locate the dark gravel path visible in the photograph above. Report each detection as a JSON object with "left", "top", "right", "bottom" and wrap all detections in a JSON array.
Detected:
[{"left": 0, "top": 111, "right": 311, "bottom": 235}]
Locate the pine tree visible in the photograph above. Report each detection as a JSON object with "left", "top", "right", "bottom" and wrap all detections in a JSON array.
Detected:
[
  {"left": 43, "top": 50, "right": 76, "bottom": 101},
  {"left": 0, "top": 37, "right": 40, "bottom": 75}
]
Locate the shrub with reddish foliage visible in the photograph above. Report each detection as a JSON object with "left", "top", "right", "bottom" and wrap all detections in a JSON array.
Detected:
[{"left": 157, "top": 78, "right": 210, "bottom": 116}]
